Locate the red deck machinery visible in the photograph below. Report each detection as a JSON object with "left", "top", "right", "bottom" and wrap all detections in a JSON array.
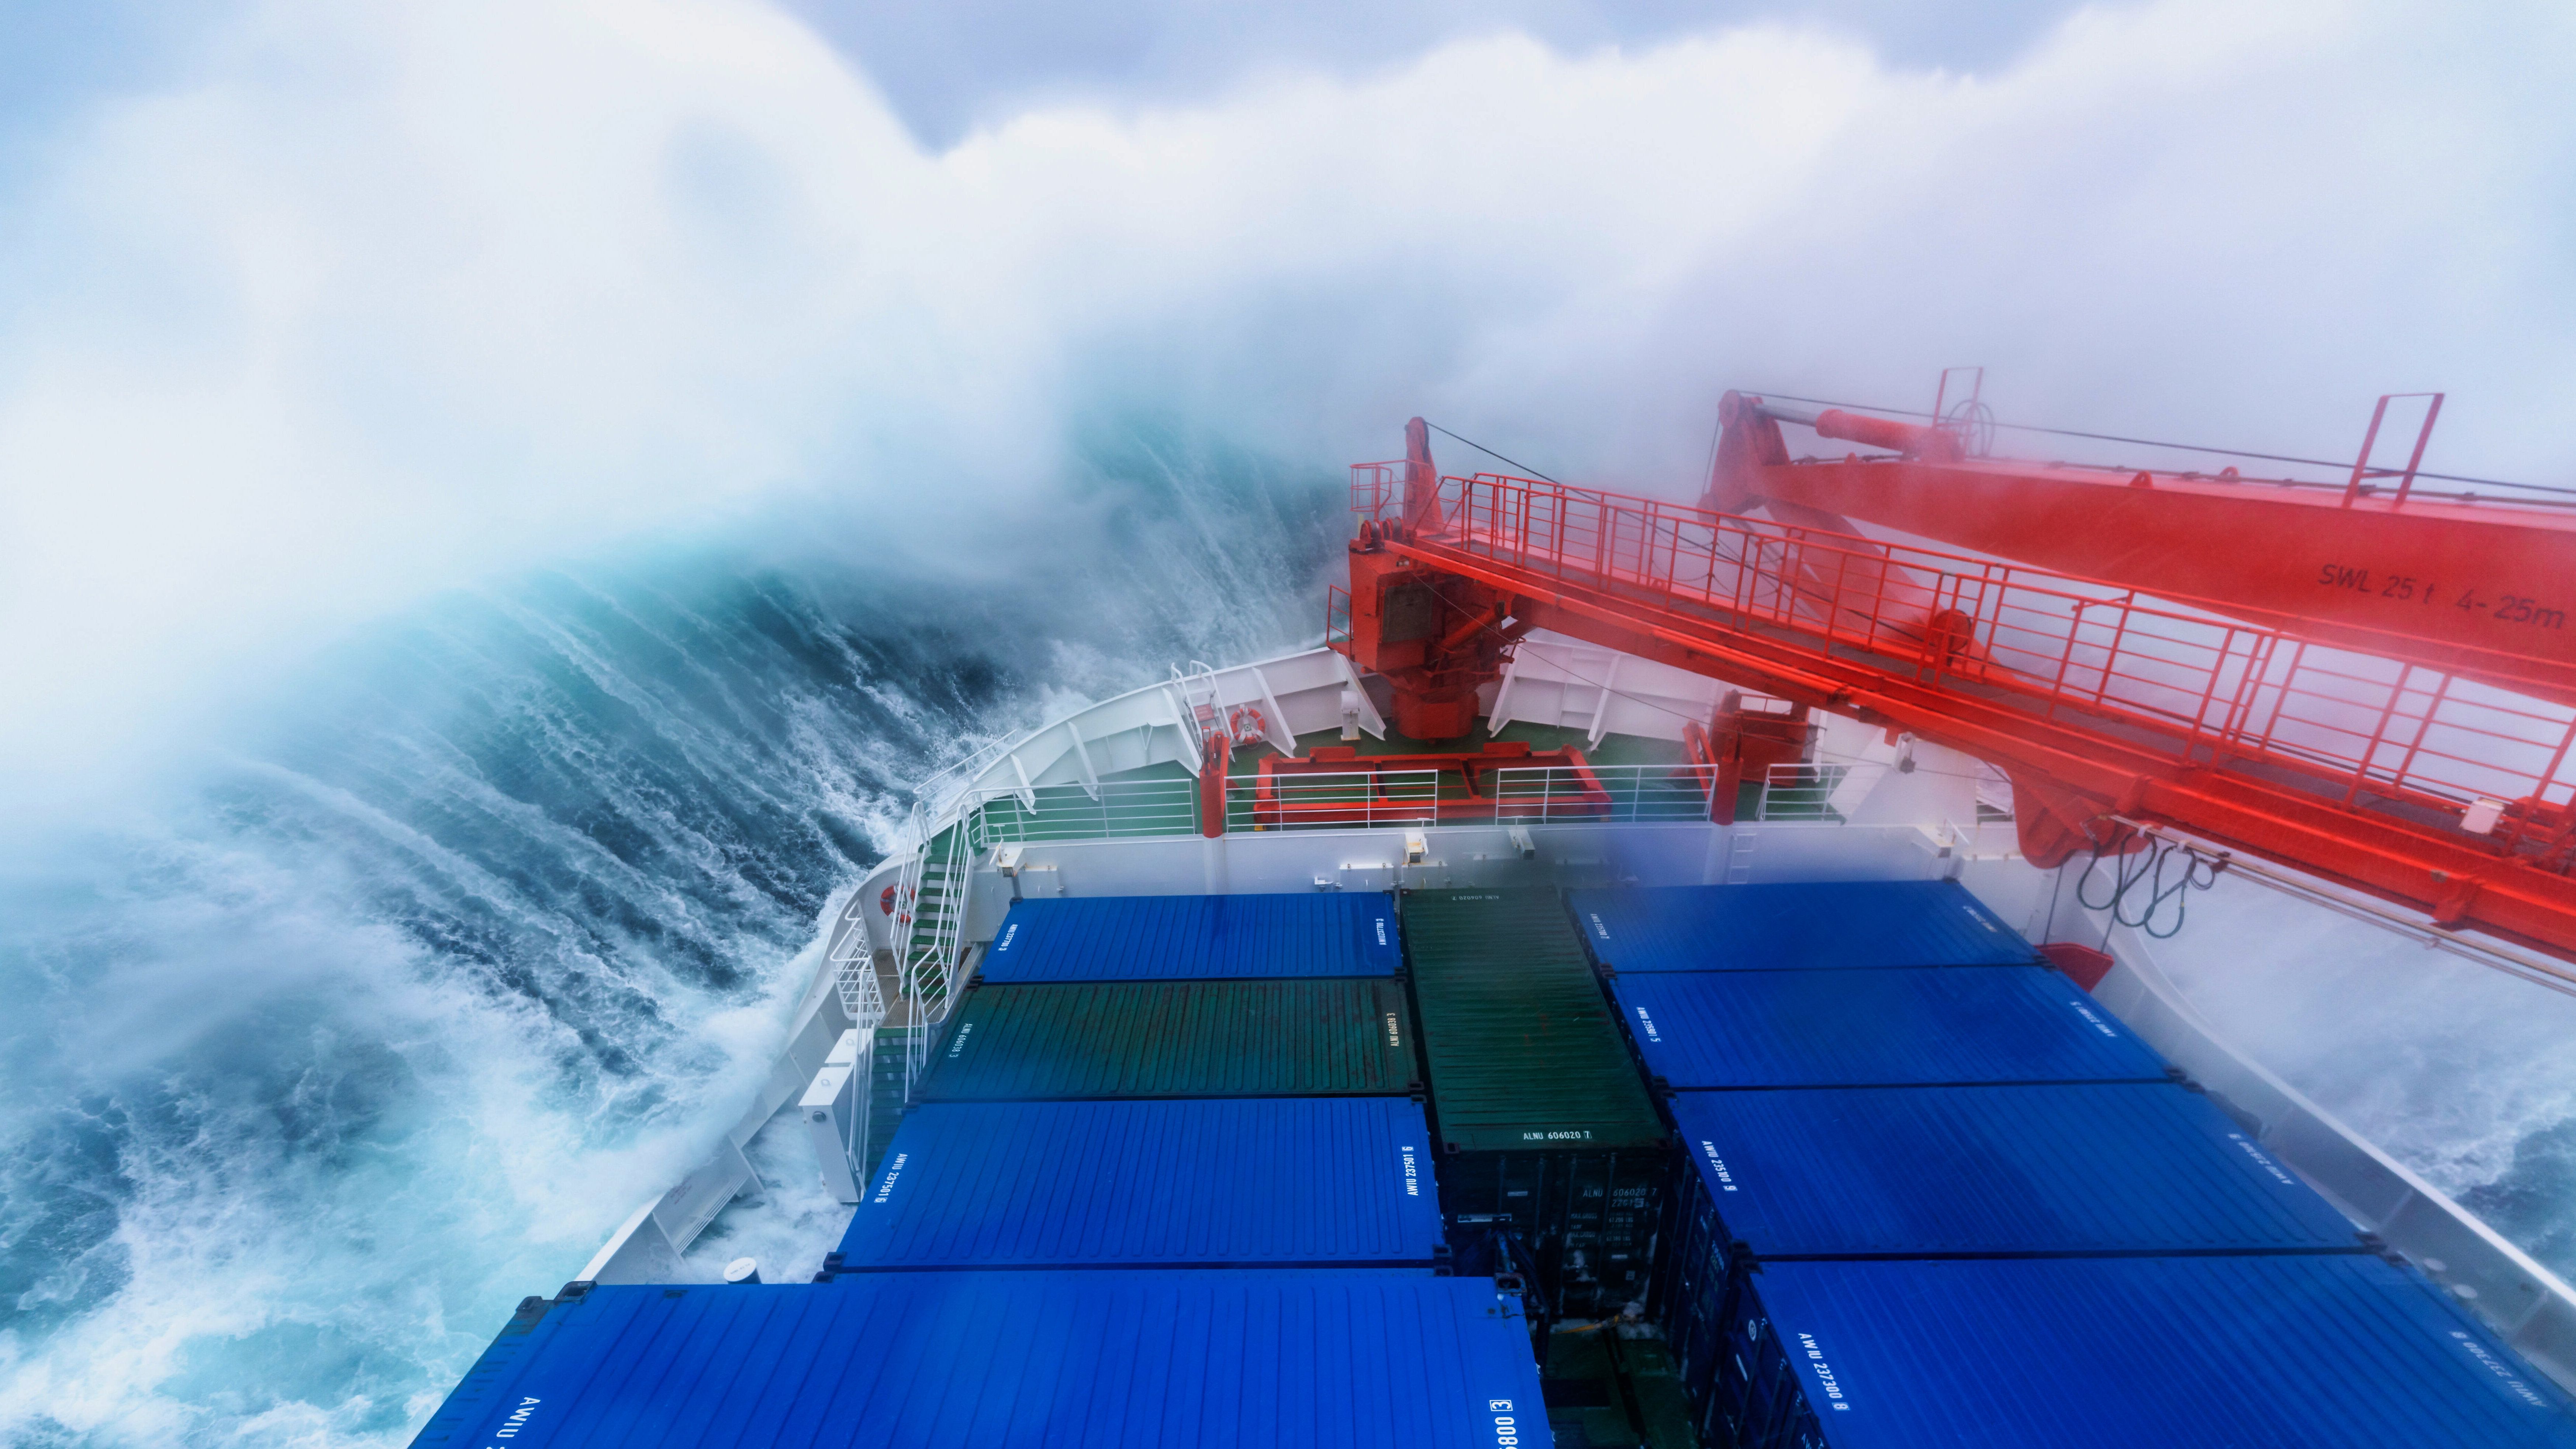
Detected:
[{"left": 1332, "top": 395, "right": 2576, "bottom": 983}]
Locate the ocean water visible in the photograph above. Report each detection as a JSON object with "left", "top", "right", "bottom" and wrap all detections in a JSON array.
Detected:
[{"left": 0, "top": 432, "right": 1339, "bottom": 1446}]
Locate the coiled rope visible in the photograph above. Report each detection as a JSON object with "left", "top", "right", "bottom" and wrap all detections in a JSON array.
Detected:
[{"left": 2077, "top": 824, "right": 2226, "bottom": 939}]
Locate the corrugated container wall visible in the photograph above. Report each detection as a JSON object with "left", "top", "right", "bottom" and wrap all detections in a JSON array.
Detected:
[
  {"left": 835, "top": 1098, "right": 1445, "bottom": 1269},
  {"left": 1402, "top": 888, "right": 1671, "bottom": 1321},
  {"left": 978, "top": 892, "right": 1402, "bottom": 982},
  {"left": 411, "top": 1271, "right": 1551, "bottom": 1449},
  {"left": 1570, "top": 880, "right": 2040, "bottom": 973},
  {"left": 1610, "top": 967, "right": 2168, "bottom": 1089},
  {"left": 1658, "top": 1084, "right": 2368, "bottom": 1395},
  {"left": 1668, "top": 1083, "right": 2358, "bottom": 1261},
  {"left": 1699, "top": 1254, "right": 2576, "bottom": 1449},
  {"left": 914, "top": 980, "right": 1418, "bottom": 1101}
]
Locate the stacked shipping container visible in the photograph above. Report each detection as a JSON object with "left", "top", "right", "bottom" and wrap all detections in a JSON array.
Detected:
[
  {"left": 977, "top": 891, "right": 1403, "bottom": 981},
  {"left": 1402, "top": 888, "right": 1673, "bottom": 1322},
  {"left": 860, "top": 891, "right": 1432, "bottom": 1269},
  {"left": 421, "top": 890, "right": 1553, "bottom": 1447},
  {"left": 415, "top": 1272, "right": 1548, "bottom": 1448},
  {"left": 834, "top": 1098, "right": 1444, "bottom": 1269},
  {"left": 1582, "top": 880, "right": 2576, "bottom": 1448},
  {"left": 1572, "top": 878, "right": 2039, "bottom": 973}
]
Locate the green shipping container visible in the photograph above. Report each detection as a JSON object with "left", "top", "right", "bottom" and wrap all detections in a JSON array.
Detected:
[
  {"left": 913, "top": 980, "right": 1419, "bottom": 1101},
  {"left": 1404, "top": 888, "right": 1672, "bottom": 1321}
]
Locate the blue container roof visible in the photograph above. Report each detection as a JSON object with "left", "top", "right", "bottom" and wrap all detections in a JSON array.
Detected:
[
  {"left": 1613, "top": 967, "right": 2167, "bottom": 1087},
  {"left": 1670, "top": 1084, "right": 2358, "bottom": 1256},
  {"left": 1570, "top": 880, "right": 2039, "bottom": 972},
  {"left": 1743, "top": 1255, "right": 2576, "bottom": 1448},
  {"left": 979, "top": 892, "right": 1402, "bottom": 982},
  {"left": 836, "top": 1098, "right": 1445, "bottom": 1269},
  {"left": 413, "top": 1271, "right": 1547, "bottom": 1449}
]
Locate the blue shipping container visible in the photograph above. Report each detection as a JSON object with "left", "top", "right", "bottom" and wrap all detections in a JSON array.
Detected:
[
  {"left": 1699, "top": 1255, "right": 2576, "bottom": 1448},
  {"left": 1668, "top": 1083, "right": 2358, "bottom": 1259},
  {"left": 1658, "top": 1084, "right": 2363, "bottom": 1395},
  {"left": 835, "top": 1098, "right": 1445, "bottom": 1269},
  {"left": 1570, "top": 880, "right": 2039, "bottom": 973},
  {"left": 1612, "top": 967, "right": 2166, "bottom": 1089},
  {"left": 411, "top": 1271, "right": 1550, "bottom": 1449},
  {"left": 980, "top": 892, "right": 1402, "bottom": 981}
]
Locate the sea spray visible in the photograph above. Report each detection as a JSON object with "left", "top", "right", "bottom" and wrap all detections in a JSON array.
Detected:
[{"left": 0, "top": 431, "right": 1340, "bottom": 1445}]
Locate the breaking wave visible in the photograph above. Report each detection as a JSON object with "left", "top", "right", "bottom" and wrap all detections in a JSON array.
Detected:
[{"left": 0, "top": 427, "right": 1339, "bottom": 1446}]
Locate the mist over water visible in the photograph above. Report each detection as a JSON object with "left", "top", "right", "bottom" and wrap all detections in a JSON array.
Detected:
[{"left": 4, "top": 1, "right": 2575, "bottom": 1442}]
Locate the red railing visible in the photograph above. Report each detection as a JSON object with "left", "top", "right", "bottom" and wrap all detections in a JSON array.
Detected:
[
  {"left": 1416, "top": 471, "right": 2576, "bottom": 838},
  {"left": 1349, "top": 462, "right": 1400, "bottom": 524}
]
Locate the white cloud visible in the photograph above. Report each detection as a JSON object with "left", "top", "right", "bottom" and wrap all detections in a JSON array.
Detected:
[{"left": 1, "top": 0, "right": 2569, "bottom": 805}]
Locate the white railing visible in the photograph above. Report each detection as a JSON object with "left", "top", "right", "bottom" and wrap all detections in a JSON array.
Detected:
[
  {"left": 954, "top": 768, "right": 1456, "bottom": 843},
  {"left": 1755, "top": 762, "right": 1854, "bottom": 821},
  {"left": 943, "top": 764, "right": 1829, "bottom": 840},
  {"left": 1487, "top": 764, "right": 1721, "bottom": 825},
  {"left": 1234, "top": 768, "right": 1441, "bottom": 832},
  {"left": 965, "top": 777, "right": 1201, "bottom": 847},
  {"left": 880, "top": 801, "right": 975, "bottom": 1096},
  {"left": 826, "top": 913, "right": 887, "bottom": 1031},
  {"left": 900, "top": 832, "right": 968, "bottom": 1068}
]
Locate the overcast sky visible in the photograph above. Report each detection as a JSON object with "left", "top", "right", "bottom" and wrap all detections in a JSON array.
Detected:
[{"left": 777, "top": 0, "right": 2087, "bottom": 144}]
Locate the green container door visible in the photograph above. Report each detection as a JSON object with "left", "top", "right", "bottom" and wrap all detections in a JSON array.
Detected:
[
  {"left": 1403, "top": 889, "right": 1672, "bottom": 1320},
  {"left": 914, "top": 980, "right": 1419, "bottom": 1101},
  {"left": 1403, "top": 889, "right": 1668, "bottom": 1153}
]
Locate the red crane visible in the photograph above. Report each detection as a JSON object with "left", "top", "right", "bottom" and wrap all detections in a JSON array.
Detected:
[
  {"left": 1332, "top": 403, "right": 2576, "bottom": 980},
  {"left": 1703, "top": 389, "right": 2576, "bottom": 706}
]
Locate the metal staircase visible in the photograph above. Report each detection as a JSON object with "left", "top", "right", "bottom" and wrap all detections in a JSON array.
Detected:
[{"left": 891, "top": 805, "right": 973, "bottom": 1094}]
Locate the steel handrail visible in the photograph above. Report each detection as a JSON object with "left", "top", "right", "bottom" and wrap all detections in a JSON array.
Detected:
[{"left": 1428, "top": 472, "right": 2576, "bottom": 830}]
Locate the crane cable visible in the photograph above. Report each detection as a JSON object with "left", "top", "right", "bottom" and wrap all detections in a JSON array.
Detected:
[{"left": 1422, "top": 421, "right": 1562, "bottom": 486}]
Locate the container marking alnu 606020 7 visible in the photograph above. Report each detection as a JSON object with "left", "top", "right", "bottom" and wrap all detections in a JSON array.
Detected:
[
  {"left": 913, "top": 979, "right": 1418, "bottom": 1101},
  {"left": 1570, "top": 879, "right": 2041, "bottom": 973},
  {"left": 413, "top": 1271, "right": 1552, "bottom": 1449},
  {"left": 977, "top": 891, "right": 1402, "bottom": 983},
  {"left": 835, "top": 1097, "right": 1446, "bottom": 1269}
]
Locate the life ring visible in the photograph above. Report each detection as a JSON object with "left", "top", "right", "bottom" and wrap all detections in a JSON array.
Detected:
[{"left": 879, "top": 884, "right": 897, "bottom": 915}]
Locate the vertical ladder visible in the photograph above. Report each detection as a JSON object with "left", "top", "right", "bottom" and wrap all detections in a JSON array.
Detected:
[{"left": 1724, "top": 830, "right": 1758, "bottom": 885}]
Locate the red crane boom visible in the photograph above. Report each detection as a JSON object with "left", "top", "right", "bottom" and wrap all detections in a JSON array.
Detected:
[
  {"left": 1703, "top": 391, "right": 2576, "bottom": 705},
  {"left": 1333, "top": 405, "right": 2576, "bottom": 983}
]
